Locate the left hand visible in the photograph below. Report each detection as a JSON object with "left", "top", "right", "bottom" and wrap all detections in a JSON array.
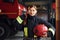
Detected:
[{"left": 41, "top": 32, "right": 47, "bottom": 37}]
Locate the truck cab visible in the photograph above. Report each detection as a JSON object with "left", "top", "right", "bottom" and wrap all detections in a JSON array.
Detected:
[
  {"left": 0, "top": 0, "right": 26, "bottom": 18},
  {"left": 0, "top": 0, "right": 26, "bottom": 40}
]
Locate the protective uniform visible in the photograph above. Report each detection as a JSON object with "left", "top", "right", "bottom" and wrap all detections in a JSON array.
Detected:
[{"left": 14, "top": 14, "right": 55, "bottom": 38}]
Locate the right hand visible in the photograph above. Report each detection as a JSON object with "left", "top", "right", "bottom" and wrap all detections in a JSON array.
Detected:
[{"left": 41, "top": 32, "right": 47, "bottom": 38}]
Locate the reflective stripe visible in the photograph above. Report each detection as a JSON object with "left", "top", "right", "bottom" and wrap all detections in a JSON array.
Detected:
[
  {"left": 34, "top": 35, "right": 37, "bottom": 38},
  {"left": 16, "top": 16, "right": 23, "bottom": 24},
  {"left": 24, "top": 27, "right": 28, "bottom": 37},
  {"left": 49, "top": 28, "right": 55, "bottom": 36},
  {"left": 24, "top": 27, "right": 37, "bottom": 37}
]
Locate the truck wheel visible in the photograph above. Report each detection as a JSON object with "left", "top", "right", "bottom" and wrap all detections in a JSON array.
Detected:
[{"left": 0, "top": 23, "right": 10, "bottom": 40}]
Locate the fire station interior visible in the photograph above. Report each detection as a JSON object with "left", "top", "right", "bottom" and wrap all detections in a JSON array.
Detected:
[
  {"left": 2, "top": 0, "right": 55, "bottom": 40},
  {"left": 23, "top": 0, "right": 56, "bottom": 27}
]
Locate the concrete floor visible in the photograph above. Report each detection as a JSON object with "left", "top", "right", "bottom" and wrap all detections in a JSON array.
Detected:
[
  {"left": 4, "top": 31, "right": 24, "bottom": 40},
  {"left": 4, "top": 31, "right": 51, "bottom": 40}
]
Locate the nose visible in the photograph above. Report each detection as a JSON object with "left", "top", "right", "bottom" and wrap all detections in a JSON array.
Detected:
[{"left": 31, "top": 11, "right": 34, "bottom": 14}]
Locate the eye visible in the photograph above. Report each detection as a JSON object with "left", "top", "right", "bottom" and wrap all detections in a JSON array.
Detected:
[
  {"left": 33, "top": 10, "right": 35, "bottom": 11},
  {"left": 30, "top": 10, "right": 32, "bottom": 11}
]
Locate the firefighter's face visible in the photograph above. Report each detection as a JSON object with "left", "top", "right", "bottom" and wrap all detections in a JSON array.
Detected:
[{"left": 28, "top": 7, "right": 37, "bottom": 16}]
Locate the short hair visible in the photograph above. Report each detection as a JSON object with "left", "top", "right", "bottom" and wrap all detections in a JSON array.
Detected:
[{"left": 28, "top": 5, "right": 37, "bottom": 10}]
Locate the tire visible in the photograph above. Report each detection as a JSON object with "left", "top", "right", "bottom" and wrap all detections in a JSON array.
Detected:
[{"left": 0, "top": 23, "right": 10, "bottom": 40}]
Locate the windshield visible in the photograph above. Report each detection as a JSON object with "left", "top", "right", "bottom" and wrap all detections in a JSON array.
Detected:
[
  {"left": 18, "top": 0, "right": 24, "bottom": 5},
  {"left": 3, "top": 0, "right": 14, "bottom": 3}
]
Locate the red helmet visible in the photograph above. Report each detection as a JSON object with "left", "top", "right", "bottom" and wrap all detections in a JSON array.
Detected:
[{"left": 33, "top": 24, "right": 48, "bottom": 37}]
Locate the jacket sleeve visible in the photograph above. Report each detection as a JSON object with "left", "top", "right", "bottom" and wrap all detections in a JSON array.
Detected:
[
  {"left": 16, "top": 14, "right": 26, "bottom": 24},
  {"left": 37, "top": 18, "right": 55, "bottom": 36},
  {"left": 13, "top": 14, "right": 26, "bottom": 31}
]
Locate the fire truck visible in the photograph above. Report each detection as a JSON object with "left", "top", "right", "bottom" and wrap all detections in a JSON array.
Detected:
[{"left": 0, "top": 0, "right": 26, "bottom": 39}]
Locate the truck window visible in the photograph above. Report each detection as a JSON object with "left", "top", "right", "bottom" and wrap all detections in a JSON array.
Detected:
[
  {"left": 18, "top": 0, "right": 24, "bottom": 5},
  {"left": 3, "top": 0, "right": 14, "bottom": 3}
]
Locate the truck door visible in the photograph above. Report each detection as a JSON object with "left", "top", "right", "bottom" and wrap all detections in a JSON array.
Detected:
[{"left": 1, "top": 0, "right": 18, "bottom": 18}]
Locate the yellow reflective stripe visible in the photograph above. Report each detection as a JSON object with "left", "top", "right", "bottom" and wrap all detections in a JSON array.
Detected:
[
  {"left": 49, "top": 28, "right": 55, "bottom": 36},
  {"left": 24, "top": 27, "right": 28, "bottom": 37},
  {"left": 34, "top": 35, "right": 37, "bottom": 38},
  {"left": 16, "top": 16, "right": 23, "bottom": 24},
  {"left": 24, "top": 27, "right": 37, "bottom": 37}
]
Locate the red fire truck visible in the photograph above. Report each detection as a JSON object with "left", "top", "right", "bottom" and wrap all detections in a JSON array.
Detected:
[{"left": 0, "top": 0, "right": 26, "bottom": 39}]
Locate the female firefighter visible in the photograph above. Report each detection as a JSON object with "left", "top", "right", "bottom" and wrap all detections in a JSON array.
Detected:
[{"left": 14, "top": 5, "right": 55, "bottom": 39}]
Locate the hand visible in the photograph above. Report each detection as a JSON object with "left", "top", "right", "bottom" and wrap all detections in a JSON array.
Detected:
[{"left": 41, "top": 32, "right": 47, "bottom": 38}]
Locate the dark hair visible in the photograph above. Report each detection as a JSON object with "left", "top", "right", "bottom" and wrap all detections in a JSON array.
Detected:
[{"left": 28, "top": 5, "right": 37, "bottom": 10}]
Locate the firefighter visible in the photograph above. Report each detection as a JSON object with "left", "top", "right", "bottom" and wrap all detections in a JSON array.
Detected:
[{"left": 14, "top": 5, "right": 55, "bottom": 40}]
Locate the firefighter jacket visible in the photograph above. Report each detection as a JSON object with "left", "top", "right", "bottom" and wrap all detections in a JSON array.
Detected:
[{"left": 14, "top": 14, "right": 55, "bottom": 38}]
